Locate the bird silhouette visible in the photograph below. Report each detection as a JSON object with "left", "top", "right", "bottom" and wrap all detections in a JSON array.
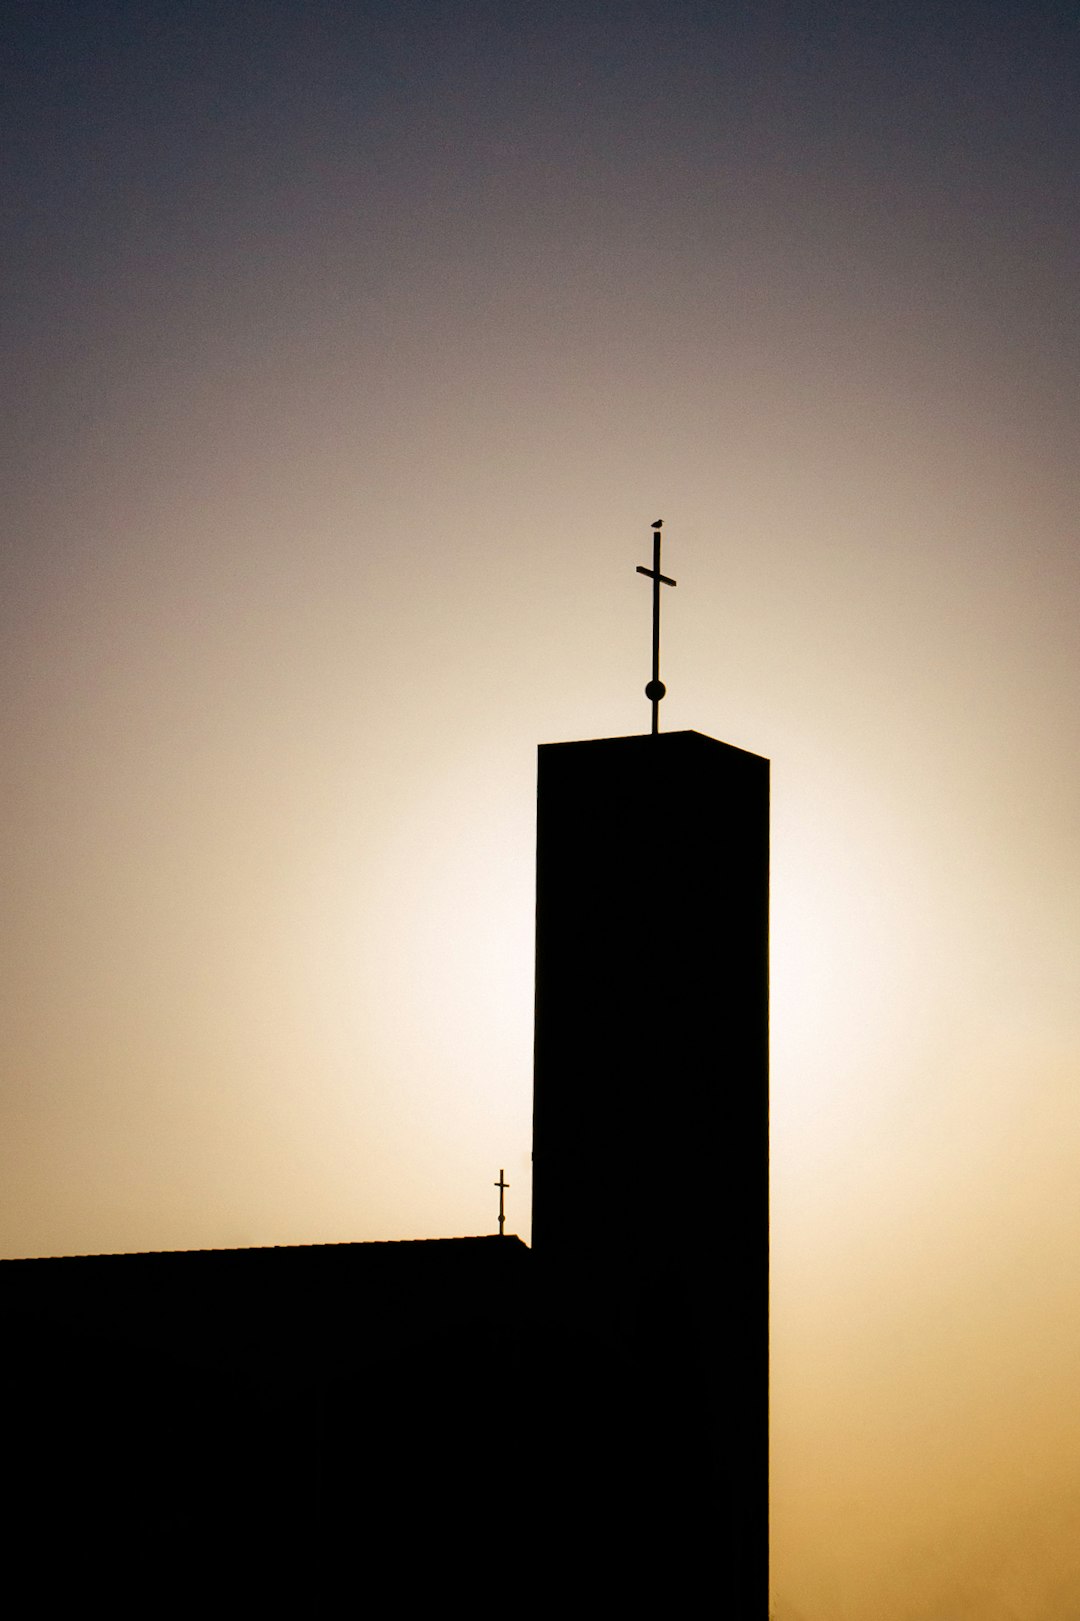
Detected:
[{"left": 651, "top": 519, "right": 663, "bottom": 529}]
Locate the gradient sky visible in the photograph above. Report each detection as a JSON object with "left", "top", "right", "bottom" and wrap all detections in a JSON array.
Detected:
[{"left": 4, "top": 3, "right": 1079, "bottom": 1614}]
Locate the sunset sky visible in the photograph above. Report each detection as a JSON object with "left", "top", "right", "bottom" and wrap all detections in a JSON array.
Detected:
[{"left": 4, "top": 2, "right": 1079, "bottom": 1613}]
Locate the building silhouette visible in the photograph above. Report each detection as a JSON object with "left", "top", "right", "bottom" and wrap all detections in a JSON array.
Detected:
[
  {"left": 533, "top": 729, "right": 769, "bottom": 1603},
  {"left": 2, "top": 727, "right": 769, "bottom": 1609}
]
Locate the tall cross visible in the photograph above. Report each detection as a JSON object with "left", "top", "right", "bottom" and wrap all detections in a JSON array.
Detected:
[
  {"left": 494, "top": 1169, "right": 509, "bottom": 1237},
  {"left": 636, "top": 519, "right": 677, "bottom": 735}
]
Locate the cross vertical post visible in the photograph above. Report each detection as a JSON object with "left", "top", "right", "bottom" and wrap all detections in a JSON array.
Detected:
[
  {"left": 494, "top": 1169, "right": 509, "bottom": 1236},
  {"left": 636, "top": 520, "right": 677, "bottom": 735}
]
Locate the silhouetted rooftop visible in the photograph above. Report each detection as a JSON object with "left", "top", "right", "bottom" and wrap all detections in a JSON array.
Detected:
[{"left": 1, "top": 1234, "right": 533, "bottom": 1381}]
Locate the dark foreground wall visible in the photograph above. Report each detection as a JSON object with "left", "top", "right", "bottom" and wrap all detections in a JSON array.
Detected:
[
  {"left": 2, "top": 1236, "right": 718, "bottom": 1605},
  {"left": 2, "top": 1238, "right": 533, "bottom": 1601}
]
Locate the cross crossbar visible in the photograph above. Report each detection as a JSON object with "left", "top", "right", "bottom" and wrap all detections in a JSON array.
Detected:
[{"left": 494, "top": 1169, "right": 509, "bottom": 1237}]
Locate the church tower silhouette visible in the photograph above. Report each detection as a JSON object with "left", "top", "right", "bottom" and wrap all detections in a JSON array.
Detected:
[
  {"left": 532, "top": 728, "right": 769, "bottom": 1609},
  {"left": 528, "top": 523, "right": 770, "bottom": 1605}
]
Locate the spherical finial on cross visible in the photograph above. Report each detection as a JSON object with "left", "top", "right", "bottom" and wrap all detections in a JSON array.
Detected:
[{"left": 645, "top": 679, "right": 666, "bottom": 702}]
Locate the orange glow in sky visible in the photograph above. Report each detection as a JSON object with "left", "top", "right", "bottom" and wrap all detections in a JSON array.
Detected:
[{"left": 4, "top": 4, "right": 1080, "bottom": 1613}]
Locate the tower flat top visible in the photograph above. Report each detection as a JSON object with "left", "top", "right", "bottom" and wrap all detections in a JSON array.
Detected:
[{"left": 538, "top": 729, "right": 770, "bottom": 767}]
